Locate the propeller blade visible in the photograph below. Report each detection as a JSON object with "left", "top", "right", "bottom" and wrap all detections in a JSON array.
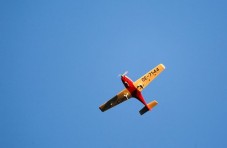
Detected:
[
  {"left": 118, "top": 71, "right": 128, "bottom": 77},
  {"left": 122, "top": 71, "right": 128, "bottom": 76}
]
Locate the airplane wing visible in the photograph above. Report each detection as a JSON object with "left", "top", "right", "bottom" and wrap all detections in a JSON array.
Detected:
[
  {"left": 133, "top": 64, "right": 165, "bottom": 92},
  {"left": 99, "top": 88, "right": 132, "bottom": 112}
]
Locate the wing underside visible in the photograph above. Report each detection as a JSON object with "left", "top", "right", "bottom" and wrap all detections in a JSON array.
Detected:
[
  {"left": 99, "top": 88, "right": 131, "bottom": 112},
  {"left": 133, "top": 64, "right": 165, "bottom": 91}
]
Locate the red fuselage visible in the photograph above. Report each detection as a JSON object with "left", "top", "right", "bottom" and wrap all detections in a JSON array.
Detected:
[{"left": 121, "top": 75, "right": 150, "bottom": 110}]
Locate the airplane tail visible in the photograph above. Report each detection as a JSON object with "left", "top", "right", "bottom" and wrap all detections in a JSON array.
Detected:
[{"left": 139, "top": 100, "right": 158, "bottom": 115}]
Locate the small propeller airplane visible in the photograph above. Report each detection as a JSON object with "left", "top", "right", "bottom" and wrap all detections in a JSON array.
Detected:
[{"left": 99, "top": 64, "right": 165, "bottom": 115}]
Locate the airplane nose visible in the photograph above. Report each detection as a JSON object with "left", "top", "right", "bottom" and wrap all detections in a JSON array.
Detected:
[{"left": 121, "top": 75, "right": 125, "bottom": 81}]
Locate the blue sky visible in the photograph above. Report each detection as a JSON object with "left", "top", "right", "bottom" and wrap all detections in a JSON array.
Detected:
[{"left": 1, "top": 0, "right": 227, "bottom": 148}]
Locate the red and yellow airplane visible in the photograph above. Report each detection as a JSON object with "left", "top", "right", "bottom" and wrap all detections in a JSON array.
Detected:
[{"left": 99, "top": 64, "right": 165, "bottom": 115}]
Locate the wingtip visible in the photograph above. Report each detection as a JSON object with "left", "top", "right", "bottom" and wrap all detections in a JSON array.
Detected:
[
  {"left": 99, "top": 105, "right": 105, "bottom": 112},
  {"left": 160, "top": 63, "right": 165, "bottom": 69}
]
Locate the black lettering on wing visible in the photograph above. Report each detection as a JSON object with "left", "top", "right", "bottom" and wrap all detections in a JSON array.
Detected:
[{"left": 142, "top": 76, "right": 147, "bottom": 82}]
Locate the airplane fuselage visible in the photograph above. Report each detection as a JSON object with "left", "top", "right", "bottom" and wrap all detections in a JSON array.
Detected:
[{"left": 121, "top": 75, "right": 149, "bottom": 109}]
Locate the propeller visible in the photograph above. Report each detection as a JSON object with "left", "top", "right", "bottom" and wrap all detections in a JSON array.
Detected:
[{"left": 118, "top": 71, "right": 128, "bottom": 77}]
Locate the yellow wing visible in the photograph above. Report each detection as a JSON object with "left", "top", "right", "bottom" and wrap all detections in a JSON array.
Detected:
[
  {"left": 99, "top": 88, "right": 132, "bottom": 112},
  {"left": 133, "top": 64, "right": 165, "bottom": 92}
]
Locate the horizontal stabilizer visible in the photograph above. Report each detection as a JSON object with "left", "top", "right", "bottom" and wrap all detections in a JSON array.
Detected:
[{"left": 139, "top": 100, "right": 158, "bottom": 115}]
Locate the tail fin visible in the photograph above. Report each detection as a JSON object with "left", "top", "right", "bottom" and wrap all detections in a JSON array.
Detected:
[{"left": 139, "top": 100, "right": 158, "bottom": 115}]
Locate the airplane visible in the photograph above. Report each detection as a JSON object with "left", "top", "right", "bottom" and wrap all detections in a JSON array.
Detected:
[{"left": 99, "top": 64, "right": 166, "bottom": 115}]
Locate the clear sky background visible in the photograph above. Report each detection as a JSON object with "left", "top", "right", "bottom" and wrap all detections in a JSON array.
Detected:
[{"left": 1, "top": 0, "right": 227, "bottom": 148}]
